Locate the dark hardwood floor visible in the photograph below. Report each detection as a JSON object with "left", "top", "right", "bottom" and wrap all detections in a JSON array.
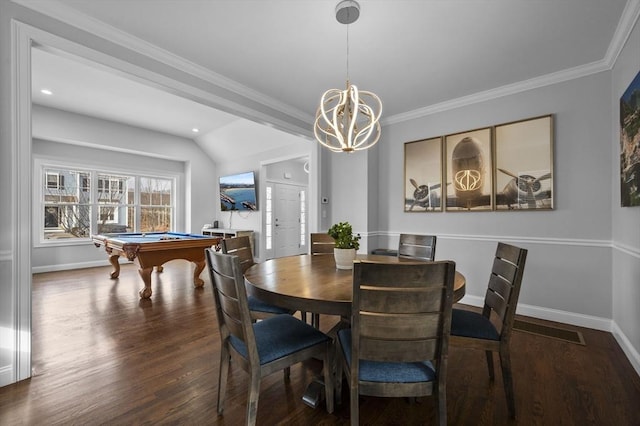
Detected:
[{"left": 1, "top": 261, "right": 639, "bottom": 425}]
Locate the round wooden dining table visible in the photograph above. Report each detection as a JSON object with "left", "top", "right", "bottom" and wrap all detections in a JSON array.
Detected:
[{"left": 244, "top": 254, "right": 466, "bottom": 318}]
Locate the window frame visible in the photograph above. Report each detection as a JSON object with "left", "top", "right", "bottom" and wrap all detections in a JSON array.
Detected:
[{"left": 34, "top": 157, "right": 180, "bottom": 247}]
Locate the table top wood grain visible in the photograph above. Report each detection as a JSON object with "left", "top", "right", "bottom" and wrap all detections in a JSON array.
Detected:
[{"left": 244, "top": 254, "right": 466, "bottom": 317}]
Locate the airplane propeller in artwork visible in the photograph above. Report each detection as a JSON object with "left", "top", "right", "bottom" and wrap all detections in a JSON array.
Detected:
[
  {"left": 497, "top": 168, "right": 552, "bottom": 209},
  {"left": 408, "top": 178, "right": 441, "bottom": 210}
]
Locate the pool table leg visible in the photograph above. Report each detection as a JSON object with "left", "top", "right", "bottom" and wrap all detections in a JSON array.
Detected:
[
  {"left": 109, "top": 255, "right": 121, "bottom": 279},
  {"left": 193, "top": 260, "right": 206, "bottom": 287},
  {"left": 138, "top": 267, "right": 153, "bottom": 299}
]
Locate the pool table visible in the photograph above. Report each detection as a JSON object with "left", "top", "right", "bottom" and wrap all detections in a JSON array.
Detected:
[{"left": 92, "top": 232, "right": 221, "bottom": 299}]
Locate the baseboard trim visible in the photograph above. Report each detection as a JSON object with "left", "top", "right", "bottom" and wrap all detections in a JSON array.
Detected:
[
  {"left": 459, "top": 295, "right": 612, "bottom": 331},
  {"left": 0, "top": 364, "right": 14, "bottom": 388},
  {"left": 32, "top": 260, "right": 109, "bottom": 274},
  {"left": 458, "top": 296, "right": 640, "bottom": 376},
  {"left": 611, "top": 322, "right": 640, "bottom": 377}
]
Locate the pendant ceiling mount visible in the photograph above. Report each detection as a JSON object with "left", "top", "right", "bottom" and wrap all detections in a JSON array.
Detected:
[{"left": 335, "top": 0, "right": 360, "bottom": 24}]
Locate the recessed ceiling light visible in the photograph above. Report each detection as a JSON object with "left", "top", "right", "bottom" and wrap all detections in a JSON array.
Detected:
[
  {"left": 192, "top": 128, "right": 199, "bottom": 133},
  {"left": 40, "top": 89, "right": 53, "bottom": 95}
]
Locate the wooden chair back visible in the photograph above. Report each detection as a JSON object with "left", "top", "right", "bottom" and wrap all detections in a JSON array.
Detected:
[
  {"left": 482, "top": 242, "right": 528, "bottom": 342},
  {"left": 205, "top": 250, "right": 258, "bottom": 367},
  {"left": 449, "top": 242, "right": 527, "bottom": 418},
  {"left": 352, "top": 259, "right": 455, "bottom": 366},
  {"left": 342, "top": 259, "right": 455, "bottom": 425},
  {"left": 221, "top": 236, "right": 254, "bottom": 274},
  {"left": 398, "top": 233, "right": 437, "bottom": 261},
  {"left": 310, "top": 233, "right": 335, "bottom": 255},
  {"left": 221, "top": 235, "right": 294, "bottom": 320}
]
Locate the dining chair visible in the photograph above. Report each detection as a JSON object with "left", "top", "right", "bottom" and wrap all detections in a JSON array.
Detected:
[
  {"left": 398, "top": 233, "right": 437, "bottom": 261},
  {"left": 336, "top": 259, "right": 456, "bottom": 426},
  {"left": 205, "top": 249, "right": 334, "bottom": 426},
  {"left": 306, "top": 233, "right": 336, "bottom": 327},
  {"left": 221, "top": 236, "right": 294, "bottom": 321},
  {"left": 449, "top": 242, "right": 528, "bottom": 418},
  {"left": 310, "top": 233, "right": 336, "bottom": 255}
]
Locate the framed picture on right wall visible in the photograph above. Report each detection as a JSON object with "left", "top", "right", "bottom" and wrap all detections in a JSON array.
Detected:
[
  {"left": 494, "top": 115, "right": 554, "bottom": 210},
  {"left": 620, "top": 70, "right": 640, "bottom": 207}
]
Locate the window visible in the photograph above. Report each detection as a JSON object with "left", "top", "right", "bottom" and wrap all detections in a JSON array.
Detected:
[
  {"left": 139, "top": 177, "right": 173, "bottom": 232},
  {"left": 97, "top": 173, "right": 133, "bottom": 234},
  {"left": 43, "top": 168, "right": 91, "bottom": 238},
  {"left": 81, "top": 176, "right": 90, "bottom": 192},
  {"left": 38, "top": 162, "right": 176, "bottom": 242},
  {"left": 300, "top": 190, "right": 306, "bottom": 246},
  {"left": 46, "top": 172, "right": 65, "bottom": 190},
  {"left": 265, "top": 185, "right": 273, "bottom": 250}
]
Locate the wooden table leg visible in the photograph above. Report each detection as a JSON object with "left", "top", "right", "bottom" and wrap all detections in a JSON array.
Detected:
[
  {"left": 138, "top": 267, "right": 153, "bottom": 299},
  {"left": 193, "top": 260, "right": 205, "bottom": 287},
  {"left": 108, "top": 255, "right": 120, "bottom": 279}
]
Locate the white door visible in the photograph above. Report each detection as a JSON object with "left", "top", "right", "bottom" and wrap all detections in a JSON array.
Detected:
[{"left": 274, "top": 183, "right": 305, "bottom": 257}]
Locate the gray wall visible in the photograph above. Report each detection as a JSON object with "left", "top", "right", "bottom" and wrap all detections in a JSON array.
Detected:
[
  {"left": 370, "top": 71, "right": 614, "bottom": 325},
  {"left": 611, "top": 15, "right": 640, "bottom": 370}
]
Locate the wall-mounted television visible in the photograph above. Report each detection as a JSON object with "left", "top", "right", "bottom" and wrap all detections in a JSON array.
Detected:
[{"left": 219, "top": 171, "right": 258, "bottom": 211}]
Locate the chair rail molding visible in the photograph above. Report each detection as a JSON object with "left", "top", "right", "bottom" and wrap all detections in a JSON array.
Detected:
[
  {"left": 613, "top": 241, "right": 640, "bottom": 259},
  {"left": 374, "top": 231, "right": 611, "bottom": 249},
  {"left": 0, "top": 249, "right": 12, "bottom": 262}
]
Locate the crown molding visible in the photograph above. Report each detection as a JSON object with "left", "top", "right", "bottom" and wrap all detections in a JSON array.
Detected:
[
  {"left": 383, "top": 60, "right": 610, "bottom": 125},
  {"left": 383, "top": 0, "right": 640, "bottom": 125},
  {"left": 13, "top": 0, "right": 640, "bottom": 130},
  {"left": 604, "top": 0, "right": 640, "bottom": 67},
  {"left": 11, "top": 0, "right": 313, "bottom": 126}
]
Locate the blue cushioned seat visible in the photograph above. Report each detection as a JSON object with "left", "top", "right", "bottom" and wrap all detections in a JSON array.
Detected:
[
  {"left": 338, "top": 329, "right": 436, "bottom": 383},
  {"left": 451, "top": 309, "right": 500, "bottom": 341},
  {"left": 230, "top": 314, "right": 330, "bottom": 365},
  {"left": 247, "top": 296, "right": 291, "bottom": 315},
  {"left": 207, "top": 250, "right": 335, "bottom": 424}
]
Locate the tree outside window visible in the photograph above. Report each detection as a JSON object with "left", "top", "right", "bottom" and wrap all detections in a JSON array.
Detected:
[
  {"left": 140, "top": 177, "right": 172, "bottom": 232},
  {"left": 40, "top": 165, "right": 175, "bottom": 241},
  {"left": 43, "top": 168, "right": 90, "bottom": 239}
]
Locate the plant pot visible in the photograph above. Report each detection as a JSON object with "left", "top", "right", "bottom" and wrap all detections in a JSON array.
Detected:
[{"left": 334, "top": 248, "right": 357, "bottom": 270}]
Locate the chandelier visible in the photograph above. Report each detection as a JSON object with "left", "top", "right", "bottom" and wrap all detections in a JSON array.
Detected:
[{"left": 314, "top": 0, "right": 382, "bottom": 153}]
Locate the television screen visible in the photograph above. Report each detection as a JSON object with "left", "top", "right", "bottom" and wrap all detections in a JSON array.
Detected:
[{"left": 219, "top": 171, "right": 258, "bottom": 211}]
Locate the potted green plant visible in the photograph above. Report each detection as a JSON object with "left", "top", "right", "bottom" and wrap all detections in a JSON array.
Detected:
[{"left": 328, "top": 221, "right": 361, "bottom": 269}]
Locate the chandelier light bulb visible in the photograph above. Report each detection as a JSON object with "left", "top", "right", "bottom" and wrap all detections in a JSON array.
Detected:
[{"left": 314, "top": 81, "right": 382, "bottom": 153}]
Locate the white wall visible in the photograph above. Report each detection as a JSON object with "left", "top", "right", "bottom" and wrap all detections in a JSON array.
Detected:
[
  {"left": 266, "top": 159, "right": 309, "bottom": 185},
  {"left": 328, "top": 150, "right": 371, "bottom": 252},
  {"left": 0, "top": 0, "right": 26, "bottom": 386},
  {"left": 32, "top": 136, "right": 186, "bottom": 271},
  {"left": 2, "top": 0, "right": 639, "bottom": 387},
  {"left": 215, "top": 140, "right": 313, "bottom": 259},
  {"left": 0, "top": 0, "right": 317, "bottom": 385},
  {"left": 611, "top": 15, "right": 640, "bottom": 373},
  {"left": 30, "top": 105, "right": 217, "bottom": 272}
]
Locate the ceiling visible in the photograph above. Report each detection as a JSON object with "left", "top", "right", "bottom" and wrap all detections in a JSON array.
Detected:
[{"left": 23, "top": 0, "right": 634, "bottom": 162}]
